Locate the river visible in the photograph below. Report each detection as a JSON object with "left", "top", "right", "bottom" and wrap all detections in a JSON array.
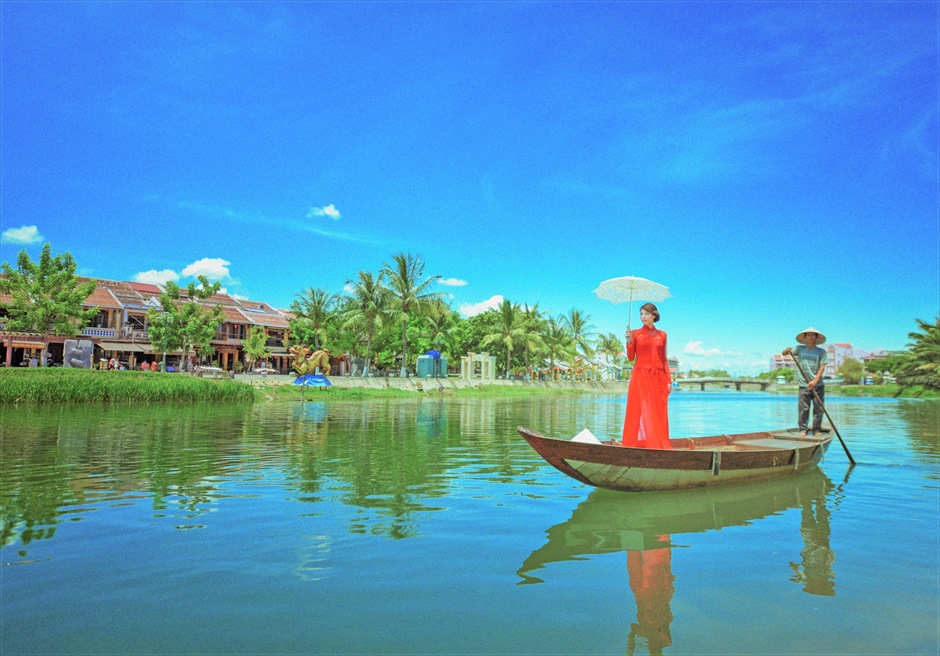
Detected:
[{"left": 1, "top": 392, "right": 937, "bottom": 655}]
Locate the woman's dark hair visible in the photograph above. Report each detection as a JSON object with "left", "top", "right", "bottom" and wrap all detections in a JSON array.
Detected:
[{"left": 640, "top": 303, "right": 660, "bottom": 322}]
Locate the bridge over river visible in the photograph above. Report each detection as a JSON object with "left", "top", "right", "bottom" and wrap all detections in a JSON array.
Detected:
[{"left": 676, "top": 377, "right": 772, "bottom": 391}]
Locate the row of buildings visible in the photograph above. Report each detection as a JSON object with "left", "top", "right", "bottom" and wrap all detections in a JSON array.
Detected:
[
  {"left": 769, "top": 344, "right": 894, "bottom": 377},
  {"left": 0, "top": 278, "right": 304, "bottom": 372},
  {"left": 2, "top": 275, "right": 895, "bottom": 379}
]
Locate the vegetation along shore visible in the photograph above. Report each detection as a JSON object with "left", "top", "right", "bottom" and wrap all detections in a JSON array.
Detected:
[{"left": 1, "top": 368, "right": 935, "bottom": 405}]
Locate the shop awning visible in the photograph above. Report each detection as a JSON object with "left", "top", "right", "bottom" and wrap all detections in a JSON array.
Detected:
[
  {"left": 98, "top": 341, "right": 144, "bottom": 352},
  {"left": 269, "top": 347, "right": 289, "bottom": 355},
  {"left": 9, "top": 340, "right": 46, "bottom": 349}
]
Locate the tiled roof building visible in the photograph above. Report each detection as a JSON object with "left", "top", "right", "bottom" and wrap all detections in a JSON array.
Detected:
[{"left": 1, "top": 278, "right": 294, "bottom": 371}]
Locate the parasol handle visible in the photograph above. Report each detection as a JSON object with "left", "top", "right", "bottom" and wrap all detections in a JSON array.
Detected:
[{"left": 627, "top": 288, "right": 634, "bottom": 332}]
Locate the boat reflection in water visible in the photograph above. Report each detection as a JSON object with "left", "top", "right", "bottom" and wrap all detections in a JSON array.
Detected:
[{"left": 518, "top": 469, "right": 838, "bottom": 655}]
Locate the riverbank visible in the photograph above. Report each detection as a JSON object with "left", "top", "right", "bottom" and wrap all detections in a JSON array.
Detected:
[
  {"left": 2, "top": 368, "right": 935, "bottom": 404},
  {"left": 0, "top": 367, "right": 254, "bottom": 404}
]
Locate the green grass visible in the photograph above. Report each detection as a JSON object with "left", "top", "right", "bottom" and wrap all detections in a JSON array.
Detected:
[
  {"left": 830, "top": 384, "right": 938, "bottom": 398},
  {"left": 6, "top": 368, "right": 933, "bottom": 405},
  {"left": 777, "top": 382, "right": 938, "bottom": 398},
  {"left": 0, "top": 367, "right": 256, "bottom": 404}
]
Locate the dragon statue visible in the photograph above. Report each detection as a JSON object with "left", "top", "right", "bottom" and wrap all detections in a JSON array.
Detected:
[{"left": 289, "top": 345, "right": 332, "bottom": 376}]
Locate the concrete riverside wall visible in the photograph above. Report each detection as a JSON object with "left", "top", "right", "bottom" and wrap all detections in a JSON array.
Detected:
[{"left": 237, "top": 373, "right": 631, "bottom": 393}]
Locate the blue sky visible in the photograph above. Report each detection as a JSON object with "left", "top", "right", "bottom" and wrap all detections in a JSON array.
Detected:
[{"left": 2, "top": 1, "right": 938, "bottom": 375}]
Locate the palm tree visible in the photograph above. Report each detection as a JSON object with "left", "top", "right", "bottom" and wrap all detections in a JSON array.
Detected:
[
  {"left": 520, "top": 303, "right": 546, "bottom": 375},
  {"left": 540, "top": 316, "right": 575, "bottom": 381},
  {"left": 421, "top": 299, "right": 456, "bottom": 355},
  {"left": 897, "top": 316, "right": 940, "bottom": 394},
  {"left": 596, "top": 332, "right": 624, "bottom": 381},
  {"left": 342, "top": 271, "right": 389, "bottom": 377},
  {"left": 381, "top": 253, "right": 443, "bottom": 377},
  {"left": 290, "top": 287, "right": 337, "bottom": 350},
  {"left": 562, "top": 308, "right": 596, "bottom": 378},
  {"left": 481, "top": 299, "right": 525, "bottom": 378}
]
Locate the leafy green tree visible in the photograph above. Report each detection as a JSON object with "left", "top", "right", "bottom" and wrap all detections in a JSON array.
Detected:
[
  {"left": 838, "top": 358, "right": 863, "bottom": 384},
  {"left": 381, "top": 253, "right": 443, "bottom": 377},
  {"left": 481, "top": 299, "right": 525, "bottom": 378},
  {"left": 864, "top": 353, "right": 908, "bottom": 377},
  {"left": 896, "top": 316, "right": 940, "bottom": 393},
  {"left": 290, "top": 287, "right": 337, "bottom": 350},
  {"left": 0, "top": 243, "right": 98, "bottom": 338},
  {"left": 147, "top": 276, "right": 225, "bottom": 372},
  {"left": 449, "top": 311, "right": 501, "bottom": 361},
  {"left": 242, "top": 325, "right": 271, "bottom": 371},
  {"left": 759, "top": 368, "right": 795, "bottom": 383},
  {"left": 341, "top": 271, "right": 390, "bottom": 376}
]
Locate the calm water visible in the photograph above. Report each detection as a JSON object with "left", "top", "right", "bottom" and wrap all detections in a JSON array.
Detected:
[{"left": 1, "top": 392, "right": 937, "bottom": 655}]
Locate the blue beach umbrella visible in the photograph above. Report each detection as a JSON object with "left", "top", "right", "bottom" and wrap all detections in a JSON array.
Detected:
[{"left": 293, "top": 374, "right": 332, "bottom": 387}]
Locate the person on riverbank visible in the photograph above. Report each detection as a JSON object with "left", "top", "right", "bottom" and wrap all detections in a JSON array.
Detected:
[
  {"left": 782, "top": 328, "right": 828, "bottom": 437},
  {"left": 622, "top": 303, "right": 672, "bottom": 449}
]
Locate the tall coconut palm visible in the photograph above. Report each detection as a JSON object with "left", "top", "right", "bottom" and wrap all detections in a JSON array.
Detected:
[
  {"left": 342, "top": 271, "right": 389, "bottom": 377},
  {"left": 541, "top": 316, "right": 575, "bottom": 381},
  {"left": 381, "top": 253, "right": 443, "bottom": 377},
  {"left": 290, "top": 287, "right": 337, "bottom": 350},
  {"left": 596, "top": 332, "right": 624, "bottom": 381},
  {"left": 562, "top": 308, "right": 596, "bottom": 376},
  {"left": 481, "top": 299, "right": 525, "bottom": 378},
  {"left": 421, "top": 299, "right": 456, "bottom": 355},
  {"left": 520, "top": 303, "right": 546, "bottom": 373}
]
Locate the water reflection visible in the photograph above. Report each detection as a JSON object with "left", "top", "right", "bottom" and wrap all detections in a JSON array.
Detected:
[
  {"left": 1, "top": 399, "right": 545, "bottom": 553},
  {"left": 518, "top": 470, "right": 838, "bottom": 655}
]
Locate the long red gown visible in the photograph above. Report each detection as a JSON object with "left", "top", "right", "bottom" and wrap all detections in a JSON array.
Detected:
[{"left": 622, "top": 325, "right": 671, "bottom": 448}]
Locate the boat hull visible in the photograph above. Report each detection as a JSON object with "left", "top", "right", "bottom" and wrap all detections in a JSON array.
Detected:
[{"left": 518, "top": 426, "right": 832, "bottom": 492}]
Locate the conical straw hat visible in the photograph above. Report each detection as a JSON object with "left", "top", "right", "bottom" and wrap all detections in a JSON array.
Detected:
[{"left": 795, "top": 327, "right": 827, "bottom": 345}]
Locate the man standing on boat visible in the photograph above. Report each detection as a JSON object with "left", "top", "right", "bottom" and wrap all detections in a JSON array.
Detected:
[{"left": 783, "top": 328, "right": 828, "bottom": 437}]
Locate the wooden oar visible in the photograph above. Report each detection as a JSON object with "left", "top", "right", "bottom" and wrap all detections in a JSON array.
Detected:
[{"left": 790, "top": 355, "right": 856, "bottom": 465}]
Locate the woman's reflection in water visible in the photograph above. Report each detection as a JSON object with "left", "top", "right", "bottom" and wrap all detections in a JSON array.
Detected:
[
  {"left": 517, "top": 470, "right": 840, "bottom": 656},
  {"left": 626, "top": 535, "right": 675, "bottom": 656}
]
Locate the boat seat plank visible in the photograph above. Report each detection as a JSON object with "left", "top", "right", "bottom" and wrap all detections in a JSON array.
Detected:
[{"left": 734, "top": 438, "right": 818, "bottom": 449}]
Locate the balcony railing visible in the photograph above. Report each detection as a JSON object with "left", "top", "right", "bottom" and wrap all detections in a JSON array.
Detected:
[{"left": 80, "top": 327, "right": 117, "bottom": 337}]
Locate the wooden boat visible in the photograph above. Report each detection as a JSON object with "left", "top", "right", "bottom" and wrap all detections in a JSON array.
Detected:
[{"left": 518, "top": 426, "right": 833, "bottom": 492}]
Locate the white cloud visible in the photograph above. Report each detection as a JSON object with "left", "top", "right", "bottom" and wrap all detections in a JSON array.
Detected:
[
  {"left": 683, "top": 340, "right": 722, "bottom": 356},
  {"left": 0, "top": 225, "right": 43, "bottom": 245},
  {"left": 439, "top": 277, "right": 468, "bottom": 287},
  {"left": 181, "top": 257, "right": 232, "bottom": 281},
  {"left": 459, "top": 295, "right": 503, "bottom": 317},
  {"left": 133, "top": 269, "right": 179, "bottom": 286},
  {"left": 307, "top": 204, "right": 341, "bottom": 220}
]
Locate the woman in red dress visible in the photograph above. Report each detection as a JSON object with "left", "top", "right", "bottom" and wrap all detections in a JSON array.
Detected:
[{"left": 622, "top": 303, "right": 672, "bottom": 449}]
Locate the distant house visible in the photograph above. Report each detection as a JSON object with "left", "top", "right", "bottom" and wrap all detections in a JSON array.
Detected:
[
  {"left": 0, "top": 277, "right": 294, "bottom": 371},
  {"left": 769, "top": 353, "right": 795, "bottom": 371}
]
